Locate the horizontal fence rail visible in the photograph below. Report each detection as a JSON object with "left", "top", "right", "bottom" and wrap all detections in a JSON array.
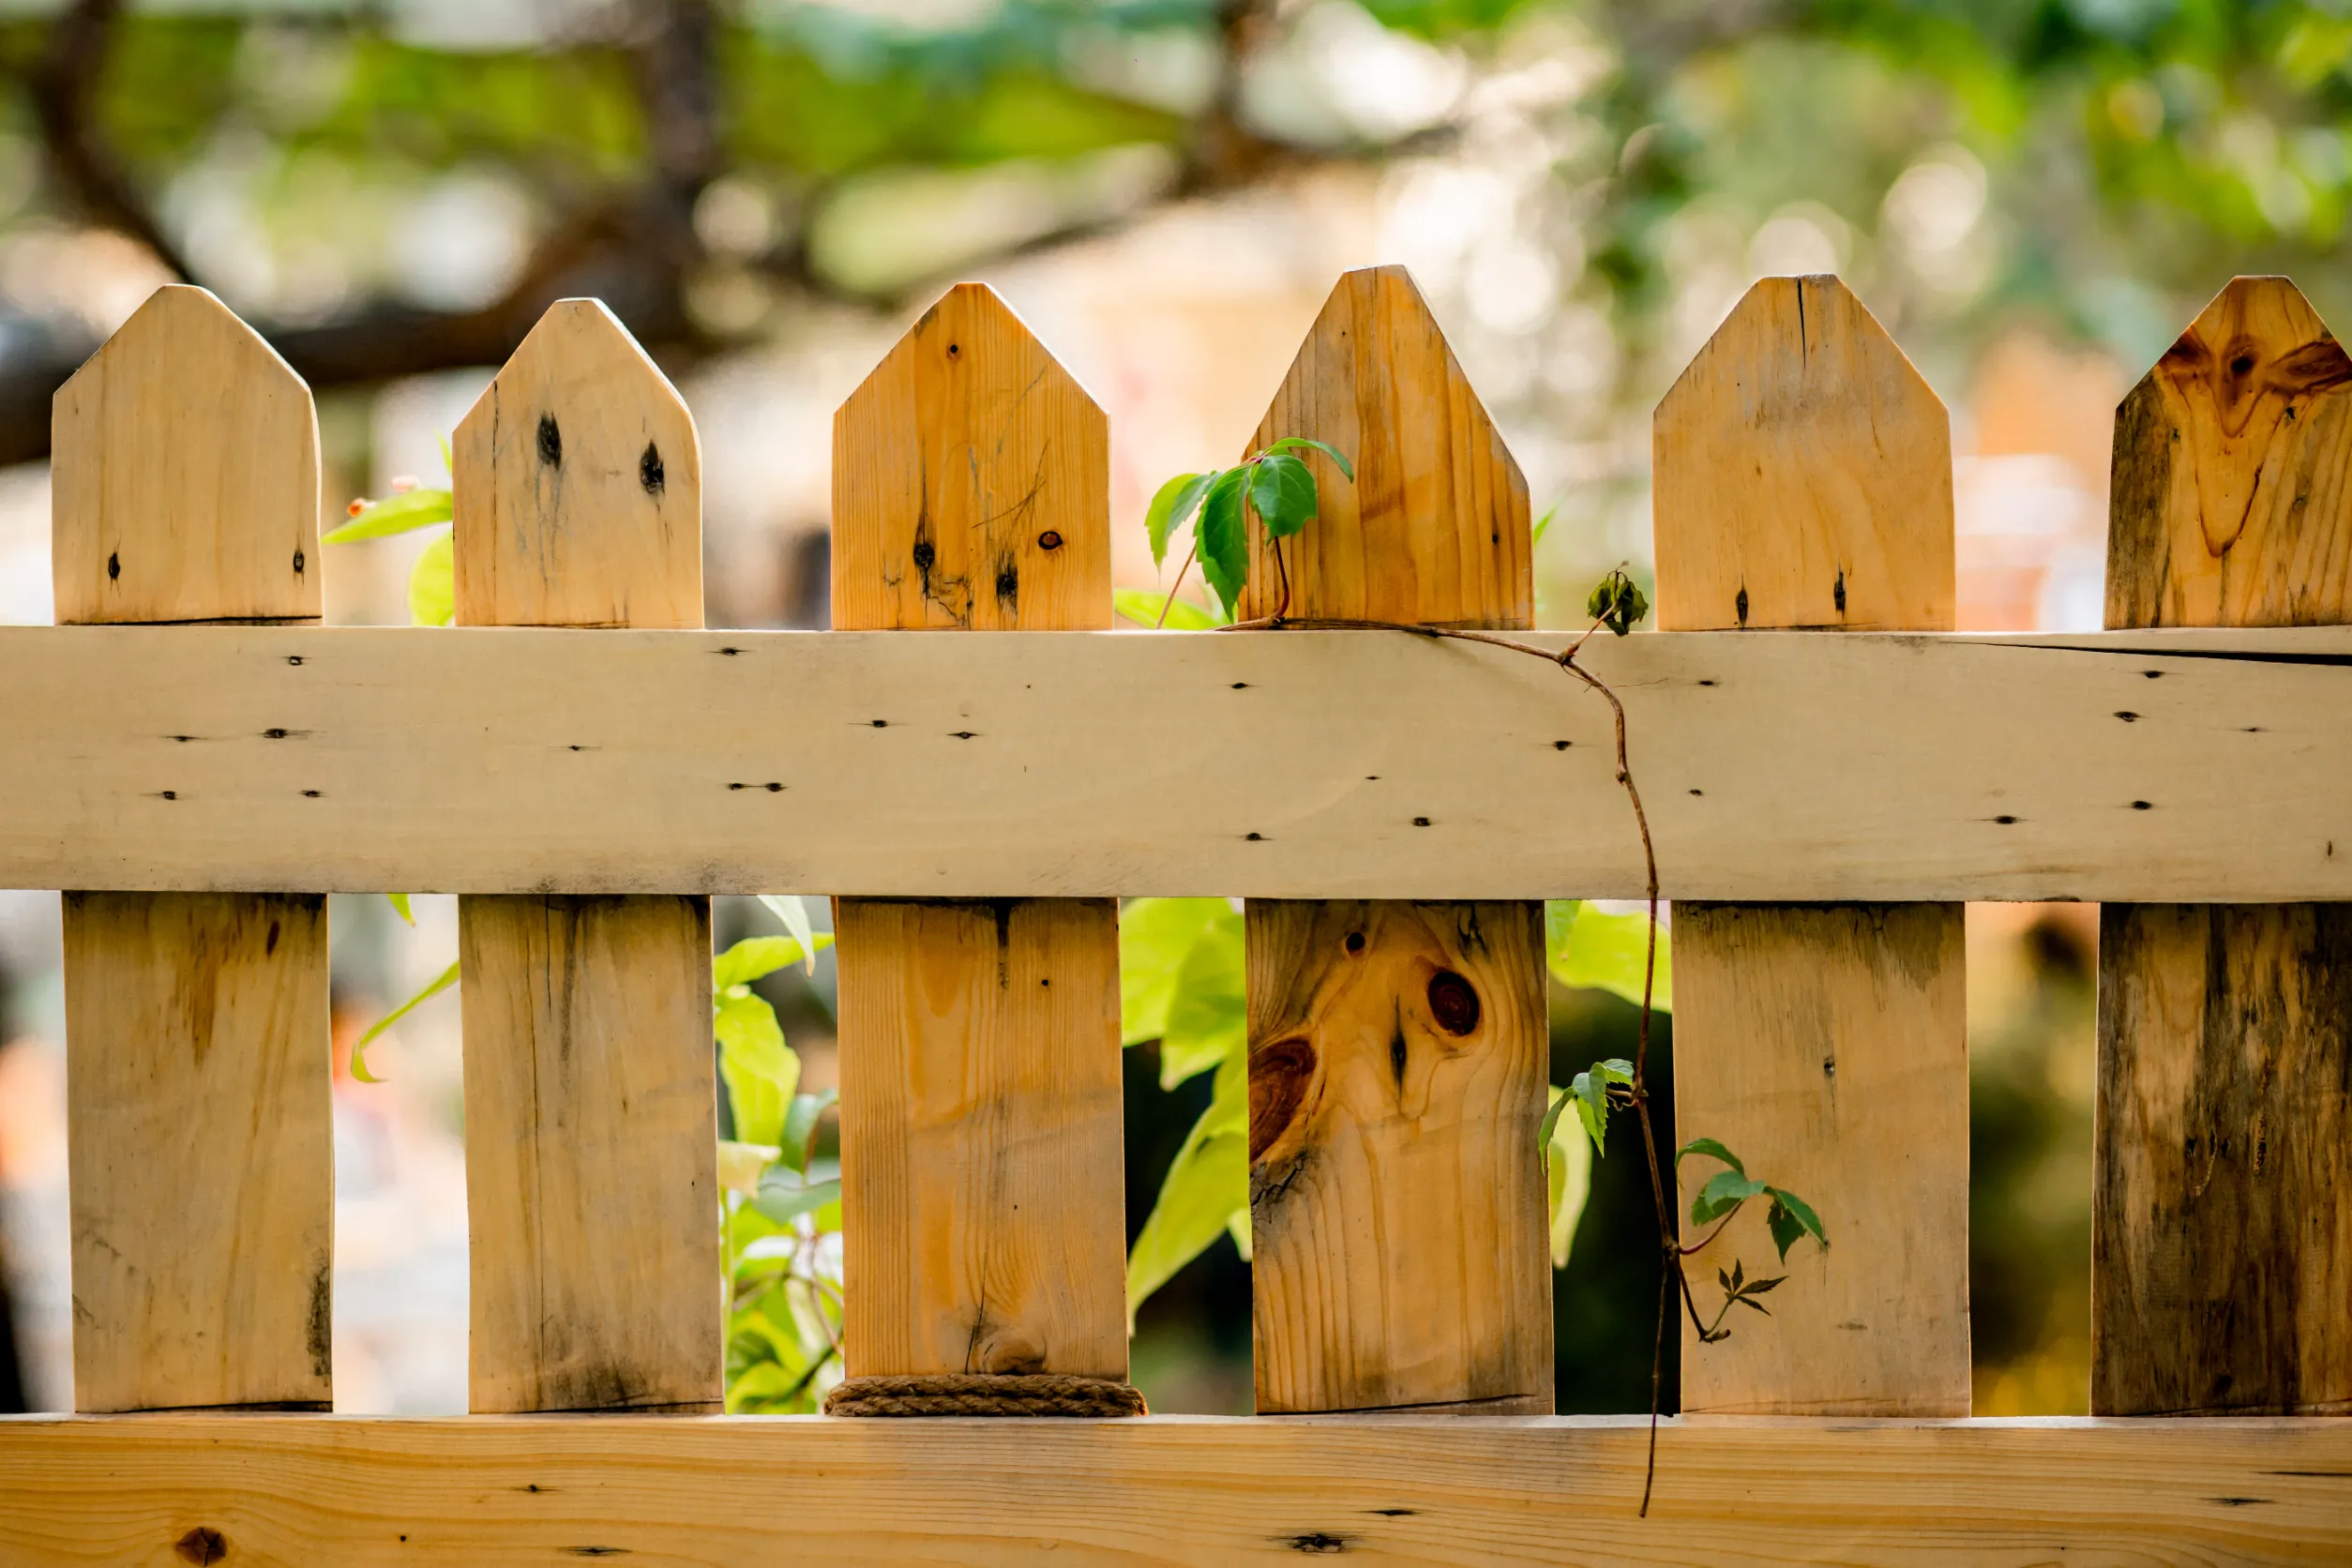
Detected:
[
  {"left": 3, "top": 623, "right": 2348, "bottom": 901},
  {"left": 2, "top": 1413, "right": 2348, "bottom": 1564}
]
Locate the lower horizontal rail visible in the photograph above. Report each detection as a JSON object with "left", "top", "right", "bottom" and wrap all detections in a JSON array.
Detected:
[{"left": 0, "top": 1413, "right": 2344, "bottom": 1564}]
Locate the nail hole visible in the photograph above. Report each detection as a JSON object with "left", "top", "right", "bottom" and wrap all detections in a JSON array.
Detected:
[
  {"left": 2230, "top": 354, "right": 2256, "bottom": 376},
  {"left": 536, "top": 413, "right": 562, "bottom": 465},
  {"left": 640, "top": 442, "right": 665, "bottom": 495},
  {"left": 2115, "top": 711, "right": 2138, "bottom": 722},
  {"left": 107, "top": 551, "right": 120, "bottom": 580},
  {"left": 1554, "top": 740, "right": 1571, "bottom": 750},
  {"left": 1245, "top": 832, "right": 1263, "bottom": 841},
  {"left": 2132, "top": 800, "right": 2152, "bottom": 810},
  {"left": 1994, "top": 815, "right": 2017, "bottom": 824},
  {"left": 1345, "top": 931, "right": 1365, "bottom": 955},
  {"left": 292, "top": 550, "right": 306, "bottom": 573},
  {"left": 1411, "top": 816, "right": 1431, "bottom": 827},
  {"left": 1038, "top": 530, "right": 1063, "bottom": 550}
]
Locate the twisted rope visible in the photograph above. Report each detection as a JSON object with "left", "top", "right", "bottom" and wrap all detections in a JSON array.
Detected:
[{"left": 822, "top": 1373, "right": 1148, "bottom": 1418}]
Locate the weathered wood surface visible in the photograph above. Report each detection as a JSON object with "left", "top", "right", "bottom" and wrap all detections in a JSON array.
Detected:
[
  {"left": 2, "top": 1414, "right": 2347, "bottom": 1564},
  {"left": 1243, "top": 266, "right": 1530, "bottom": 628},
  {"left": 454, "top": 300, "right": 720, "bottom": 1413},
  {"left": 4, "top": 625, "right": 2351, "bottom": 901},
  {"left": 1246, "top": 901, "right": 1551, "bottom": 1413},
  {"left": 831, "top": 283, "right": 1126, "bottom": 1383},
  {"left": 1655, "top": 275, "right": 1970, "bottom": 1417},
  {"left": 51, "top": 284, "right": 334, "bottom": 1413},
  {"left": 1651, "top": 274, "right": 1953, "bottom": 633},
  {"left": 1668, "top": 905, "right": 1969, "bottom": 1413},
  {"left": 2095, "top": 276, "right": 2352, "bottom": 1416},
  {"left": 51, "top": 286, "right": 320, "bottom": 626},
  {"left": 61, "top": 894, "right": 333, "bottom": 1412},
  {"left": 832, "top": 282, "right": 1110, "bottom": 633},
  {"left": 1239, "top": 267, "right": 1549, "bottom": 1414},
  {"left": 453, "top": 298, "right": 701, "bottom": 630}
]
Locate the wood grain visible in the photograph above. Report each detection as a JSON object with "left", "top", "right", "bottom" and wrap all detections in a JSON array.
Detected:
[
  {"left": 2096, "top": 275, "right": 2352, "bottom": 1416},
  {"left": 453, "top": 298, "right": 701, "bottom": 629},
  {"left": 831, "top": 283, "right": 1125, "bottom": 1383},
  {"left": 1667, "top": 905, "right": 1969, "bottom": 1413},
  {"left": 832, "top": 282, "right": 1109, "bottom": 632},
  {"left": 1241, "top": 266, "right": 1549, "bottom": 1414},
  {"left": 1243, "top": 265, "right": 1529, "bottom": 628},
  {"left": 1653, "top": 276, "right": 1954, "bottom": 633},
  {"left": 60, "top": 895, "right": 332, "bottom": 1412},
  {"left": 834, "top": 899, "right": 1125, "bottom": 1379},
  {"left": 1247, "top": 901, "right": 1551, "bottom": 1414},
  {"left": 454, "top": 300, "right": 720, "bottom": 1413},
  {"left": 1655, "top": 275, "right": 1970, "bottom": 1416},
  {"left": 51, "top": 286, "right": 320, "bottom": 626},
  {"left": 2, "top": 1413, "right": 2348, "bottom": 1564},
  {"left": 50, "top": 285, "right": 333, "bottom": 1413},
  {"left": 5, "top": 624, "right": 2352, "bottom": 903}
]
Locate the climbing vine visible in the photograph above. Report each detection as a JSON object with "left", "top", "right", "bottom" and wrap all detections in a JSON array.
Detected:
[{"left": 1125, "top": 442, "right": 1827, "bottom": 1514}]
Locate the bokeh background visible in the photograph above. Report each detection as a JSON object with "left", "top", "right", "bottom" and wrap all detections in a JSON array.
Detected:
[{"left": 0, "top": 0, "right": 2337, "bottom": 1415}]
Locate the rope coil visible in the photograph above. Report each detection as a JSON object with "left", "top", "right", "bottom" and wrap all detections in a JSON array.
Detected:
[{"left": 822, "top": 1373, "right": 1148, "bottom": 1418}]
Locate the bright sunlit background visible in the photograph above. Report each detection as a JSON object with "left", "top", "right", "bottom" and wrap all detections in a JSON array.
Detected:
[{"left": 4, "top": 0, "right": 2344, "bottom": 1416}]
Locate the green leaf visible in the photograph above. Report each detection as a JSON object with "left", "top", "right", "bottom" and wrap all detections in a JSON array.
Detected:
[
  {"left": 1691, "top": 1168, "right": 1767, "bottom": 1226},
  {"left": 1538, "top": 1083, "right": 1570, "bottom": 1150},
  {"left": 350, "top": 958, "right": 459, "bottom": 1083},
  {"left": 752, "top": 1170, "right": 842, "bottom": 1227},
  {"left": 408, "top": 532, "right": 454, "bottom": 626},
  {"left": 1547, "top": 901, "right": 1671, "bottom": 1011},
  {"left": 1584, "top": 568, "right": 1651, "bottom": 637},
  {"left": 717, "top": 1138, "right": 779, "bottom": 1196},
  {"left": 1119, "top": 897, "right": 1227, "bottom": 1045},
  {"left": 386, "top": 892, "right": 415, "bottom": 927},
  {"left": 1112, "top": 587, "right": 1227, "bottom": 630},
  {"left": 1764, "top": 1187, "right": 1828, "bottom": 1259},
  {"left": 1262, "top": 437, "right": 1354, "bottom": 482},
  {"left": 1145, "top": 471, "right": 1214, "bottom": 567},
  {"left": 1530, "top": 505, "right": 1556, "bottom": 551},
  {"left": 758, "top": 895, "right": 824, "bottom": 974},
  {"left": 1570, "top": 1065, "right": 1611, "bottom": 1155},
  {"left": 1159, "top": 904, "right": 1244, "bottom": 1089},
  {"left": 1125, "top": 1028, "right": 1249, "bottom": 1325},
  {"left": 436, "top": 432, "right": 454, "bottom": 477},
  {"left": 1195, "top": 465, "right": 1251, "bottom": 623},
  {"left": 715, "top": 934, "right": 831, "bottom": 990},
  {"left": 1125, "top": 1127, "right": 1246, "bottom": 1329},
  {"left": 322, "top": 487, "right": 455, "bottom": 543},
  {"left": 781, "top": 1089, "right": 837, "bottom": 1174},
  {"left": 716, "top": 990, "right": 798, "bottom": 1148},
  {"left": 1225, "top": 1207, "right": 1253, "bottom": 1261},
  {"left": 1545, "top": 1085, "right": 1593, "bottom": 1268},
  {"left": 1246, "top": 452, "right": 1319, "bottom": 540},
  {"left": 1677, "top": 1137, "right": 1744, "bottom": 1177}
]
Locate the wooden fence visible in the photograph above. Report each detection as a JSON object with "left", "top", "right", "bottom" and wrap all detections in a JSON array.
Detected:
[{"left": 0, "top": 268, "right": 2347, "bottom": 1563}]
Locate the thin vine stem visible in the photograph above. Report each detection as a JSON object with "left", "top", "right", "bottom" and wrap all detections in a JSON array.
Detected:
[{"left": 1216, "top": 571, "right": 1695, "bottom": 1518}]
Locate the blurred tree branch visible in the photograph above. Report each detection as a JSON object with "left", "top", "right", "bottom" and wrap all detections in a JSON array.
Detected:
[{"left": 0, "top": 0, "right": 1347, "bottom": 467}]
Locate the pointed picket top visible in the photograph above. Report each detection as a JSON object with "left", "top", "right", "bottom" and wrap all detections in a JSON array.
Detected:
[
  {"left": 832, "top": 281, "right": 1108, "bottom": 631},
  {"left": 51, "top": 284, "right": 321, "bottom": 626},
  {"left": 1244, "top": 265, "right": 1530, "bottom": 629},
  {"left": 1652, "top": 274, "right": 1952, "bottom": 632},
  {"left": 454, "top": 298, "right": 701, "bottom": 628},
  {"left": 2107, "top": 276, "right": 2352, "bottom": 630}
]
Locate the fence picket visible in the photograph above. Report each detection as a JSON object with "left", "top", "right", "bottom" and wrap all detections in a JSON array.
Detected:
[
  {"left": 2094, "top": 276, "right": 2352, "bottom": 1415},
  {"left": 1242, "top": 265, "right": 1553, "bottom": 1415},
  {"left": 830, "top": 283, "right": 1127, "bottom": 1384},
  {"left": 453, "top": 298, "right": 721, "bottom": 1413},
  {"left": 1653, "top": 275, "right": 1970, "bottom": 1416},
  {"left": 51, "top": 284, "right": 334, "bottom": 1412}
]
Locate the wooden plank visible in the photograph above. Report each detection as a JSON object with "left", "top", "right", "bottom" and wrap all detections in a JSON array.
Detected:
[
  {"left": 2, "top": 1414, "right": 2348, "bottom": 1565},
  {"left": 2, "top": 625, "right": 2351, "bottom": 903},
  {"left": 2095, "top": 276, "right": 2352, "bottom": 1416},
  {"left": 50, "top": 285, "right": 334, "bottom": 1413},
  {"left": 1656, "top": 275, "right": 1970, "bottom": 1416},
  {"left": 453, "top": 299, "right": 720, "bottom": 1413},
  {"left": 52, "top": 286, "right": 320, "bottom": 626},
  {"left": 830, "top": 283, "right": 1125, "bottom": 1382},
  {"left": 1242, "top": 266, "right": 1550, "bottom": 1414}
]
